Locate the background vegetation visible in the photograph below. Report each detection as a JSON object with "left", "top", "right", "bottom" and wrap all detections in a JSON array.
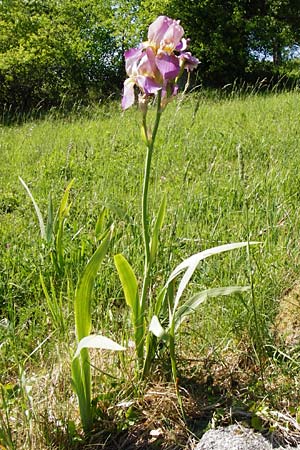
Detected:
[{"left": 1, "top": 0, "right": 299, "bottom": 113}]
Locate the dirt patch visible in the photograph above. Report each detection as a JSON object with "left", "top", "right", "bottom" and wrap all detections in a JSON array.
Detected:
[{"left": 274, "top": 283, "right": 300, "bottom": 346}]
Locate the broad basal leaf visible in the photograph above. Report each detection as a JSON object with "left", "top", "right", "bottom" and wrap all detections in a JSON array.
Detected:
[
  {"left": 166, "top": 242, "right": 258, "bottom": 316},
  {"left": 149, "top": 315, "right": 167, "bottom": 339},
  {"left": 114, "top": 254, "right": 139, "bottom": 318},
  {"left": 174, "top": 285, "right": 250, "bottom": 330},
  {"left": 73, "top": 334, "right": 126, "bottom": 359},
  {"left": 75, "top": 228, "right": 112, "bottom": 341}
]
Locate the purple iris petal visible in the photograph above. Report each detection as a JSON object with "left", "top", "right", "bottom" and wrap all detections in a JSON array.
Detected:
[
  {"left": 122, "top": 79, "right": 135, "bottom": 110},
  {"left": 148, "top": 16, "right": 173, "bottom": 46},
  {"left": 125, "top": 46, "right": 143, "bottom": 75},
  {"left": 124, "top": 47, "right": 141, "bottom": 60},
  {"left": 162, "top": 22, "right": 184, "bottom": 49},
  {"left": 138, "top": 47, "right": 157, "bottom": 77},
  {"left": 179, "top": 52, "right": 200, "bottom": 71},
  {"left": 156, "top": 53, "right": 180, "bottom": 80},
  {"left": 136, "top": 75, "right": 162, "bottom": 95},
  {"left": 175, "top": 38, "right": 189, "bottom": 52}
]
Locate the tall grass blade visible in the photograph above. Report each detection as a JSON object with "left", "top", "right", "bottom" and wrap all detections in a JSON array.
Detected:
[
  {"left": 55, "top": 179, "right": 74, "bottom": 270},
  {"left": 150, "top": 194, "right": 167, "bottom": 263},
  {"left": 19, "top": 177, "right": 46, "bottom": 240},
  {"left": 0, "top": 385, "right": 16, "bottom": 450},
  {"left": 40, "top": 274, "right": 58, "bottom": 327},
  {"left": 46, "top": 193, "right": 54, "bottom": 243}
]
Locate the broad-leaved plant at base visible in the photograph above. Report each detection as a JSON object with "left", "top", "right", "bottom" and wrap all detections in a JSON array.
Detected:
[{"left": 20, "top": 178, "right": 126, "bottom": 432}]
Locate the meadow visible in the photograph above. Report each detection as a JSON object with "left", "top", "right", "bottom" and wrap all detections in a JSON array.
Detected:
[{"left": 1, "top": 88, "right": 300, "bottom": 449}]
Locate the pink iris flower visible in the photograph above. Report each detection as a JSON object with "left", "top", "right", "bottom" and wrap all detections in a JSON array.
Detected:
[
  {"left": 122, "top": 16, "right": 199, "bottom": 110},
  {"left": 147, "top": 16, "right": 184, "bottom": 54}
]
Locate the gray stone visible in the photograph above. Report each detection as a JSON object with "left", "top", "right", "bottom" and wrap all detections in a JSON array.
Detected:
[{"left": 194, "top": 425, "right": 299, "bottom": 450}]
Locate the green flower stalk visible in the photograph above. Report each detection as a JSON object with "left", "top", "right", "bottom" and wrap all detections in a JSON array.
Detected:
[{"left": 140, "top": 90, "right": 162, "bottom": 313}]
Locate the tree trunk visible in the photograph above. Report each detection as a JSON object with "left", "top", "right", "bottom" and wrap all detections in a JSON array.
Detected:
[{"left": 273, "top": 39, "right": 282, "bottom": 66}]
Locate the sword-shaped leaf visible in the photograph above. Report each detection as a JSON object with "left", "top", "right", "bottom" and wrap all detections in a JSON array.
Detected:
[{"left": 174, "top": 285, "right": 250, "bottom": 331}]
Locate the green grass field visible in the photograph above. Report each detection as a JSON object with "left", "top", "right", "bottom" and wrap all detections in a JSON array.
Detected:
[{"left": 1, "top": 89, "right": 300, "bottom": 449}]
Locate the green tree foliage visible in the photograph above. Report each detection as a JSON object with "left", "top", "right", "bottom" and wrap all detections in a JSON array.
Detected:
[
  {"left": 166, "top": 0, "right": 250, "bottom": 85},
  {"left": 0, "top": 0, "right": 122, "bottom": 111},
  {"left": 246, "top": 0, "right": 300, "bottom": 65},
  {"left": 1, "top": 0, "right": 299, "bottom": 112}
]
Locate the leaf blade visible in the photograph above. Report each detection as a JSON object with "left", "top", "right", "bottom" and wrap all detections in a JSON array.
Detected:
[
  {"left": 114, "top": 254, "right": 139, "bottom": 317},
  {"left": 73, "top": 334, "right": 126, "bottom": 359},
  {"left": 19, "top": 177, "right": 46, "bottom": 240},
  {"left": 166, "top": 242, "right": 259, "bottom": 317},
  {"left": 149, "top": 315, "right": 167, "bottom": 339},
  {"left": 174, "top": 285, "right": 250, "bottom": 330},
  {"left": 74, "top": 228, "right": 112, "bottom": 342}
]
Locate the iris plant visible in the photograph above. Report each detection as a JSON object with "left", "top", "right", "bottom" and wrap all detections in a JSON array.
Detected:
[{"left": 116, "top": 15, "right": 254, "bottom": 388}]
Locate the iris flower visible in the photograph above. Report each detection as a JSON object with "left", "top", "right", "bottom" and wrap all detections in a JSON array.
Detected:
[{"left": 122, "top": 16, "right": 199, "bottom": 110}]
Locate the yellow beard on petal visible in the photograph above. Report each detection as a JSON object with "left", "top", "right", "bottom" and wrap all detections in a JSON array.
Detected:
[
  {"left": 144, "top": 40, "right": 174, "bottom": 56},
  {"left": 160, "top": 42, "right": 175, "bottom": 54},
  {"left": 143, "top": 41, "right": 158, "bottom": 53}
]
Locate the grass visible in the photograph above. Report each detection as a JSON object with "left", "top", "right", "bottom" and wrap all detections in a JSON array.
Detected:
[{"left": 1, "top": 88, "right": 300, "bottom": 448}]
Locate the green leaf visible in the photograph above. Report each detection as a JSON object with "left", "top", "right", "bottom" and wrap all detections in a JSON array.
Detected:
[
  {"left": 114, "top": 254, "right": 139, "bottom": 317},
  {"left": 19, "top": 177, "right": 46, "bottom": 240},
  {"left": 74, "top": 228, "right": 112, "bottom": 342},
  {"left": 166, "top": 242, "right": 259, "bottom": 317},
  {"left": 95, "top": 207, "right": 107, "bottom": 240},
  {"left": 149, "top": 315, "right": 167, "bottom": 339},
  {"left": 174, "top": 286, "right": 250, "bottom": 331},
  {"left": 150, "top": 194, "right": 167, "bottom": 263},
  {"left": 58, "top": 178, "right": 74, "bottom": 219},
  {"left": 55, "top": 219, "right": 65, "bottom": 271},
  {"left": 45, "top": 192, "right": 54, "bottom": 244},
  {"left": 71, "top": 354, "right": 92, "bottom": 432},
  {"left": 73, "top": 334, "right": 126, "bottom": 359}
]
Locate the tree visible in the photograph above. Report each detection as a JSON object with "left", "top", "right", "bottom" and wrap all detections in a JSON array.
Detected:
[
  {"left": 246, "top": 0, "right": 300, "bottom": 65},
  {"left": 0, "top": 0, "right": 121, "bottom": 111},
  {"left": 162, "top": 0, "right": 250, "bottom": 85}
]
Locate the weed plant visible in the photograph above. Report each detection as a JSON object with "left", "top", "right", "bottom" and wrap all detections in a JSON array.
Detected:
[{"left": 1, "top": 88, "right": 300, "bottom": 447}]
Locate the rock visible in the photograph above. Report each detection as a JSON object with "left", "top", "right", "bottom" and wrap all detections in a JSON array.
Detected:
[{"left": 194, "top": 424, "right": 299, "bottom": 450}]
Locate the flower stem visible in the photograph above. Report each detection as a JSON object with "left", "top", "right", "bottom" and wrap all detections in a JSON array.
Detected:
[
  {"left": 139, "top": 91, "right": 162, "bottom": 372},
  {"left": 141, "top": 91, "right": 162, "bottom": 305}
]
